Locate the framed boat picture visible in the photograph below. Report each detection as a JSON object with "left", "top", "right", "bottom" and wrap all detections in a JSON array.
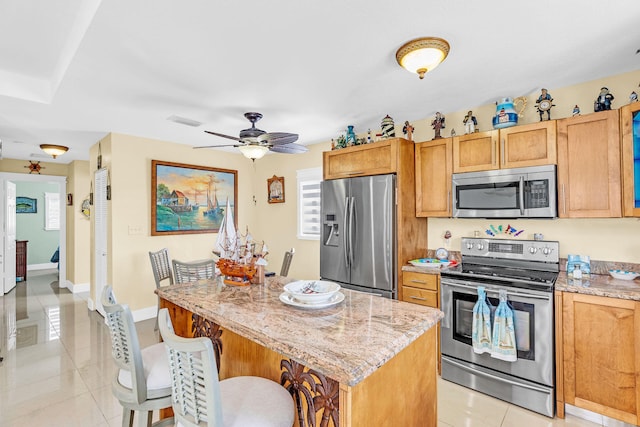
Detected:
[
  {"left": 267, "top": 175, "right": 285, "bottom": 204},
  {"left": 151, "top": 160, "right": 237, "bottom": 236}
]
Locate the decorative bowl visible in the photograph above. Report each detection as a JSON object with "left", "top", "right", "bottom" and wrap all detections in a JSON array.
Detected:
[
  {"left": 284, "top": 280, "right": 341, "bottom": 304},
  {"left": 409, "top": 258, "right": 451, "bottom": 268},
  {"left": 609, "top": 270, "right": 639, "bottom": 281}
]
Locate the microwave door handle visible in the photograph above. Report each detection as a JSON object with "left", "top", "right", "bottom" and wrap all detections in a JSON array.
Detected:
[{"left": 519, "top": 176, "right": 525, "bottom": 215}]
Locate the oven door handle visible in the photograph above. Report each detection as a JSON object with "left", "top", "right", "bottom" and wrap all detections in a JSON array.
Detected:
[
  {"left": 442, "top": 280, "right": 551, "bottom": 300},
  {"left": 443, "top": 356, "right": 552, "bottom": 394}
]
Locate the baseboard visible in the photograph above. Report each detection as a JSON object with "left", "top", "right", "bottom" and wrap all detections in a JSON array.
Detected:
[
  {"left": 87, "top": 298, "right": 95, "bottom": 311},
  {"left": 69, "top": 282, "right": 90, "bottom": 293},
  {"left": 27, "top": 263, "right": 58, "bottom": 271},
  {"left": 132, "top": 305, "right": 158, "bottom": 323}
]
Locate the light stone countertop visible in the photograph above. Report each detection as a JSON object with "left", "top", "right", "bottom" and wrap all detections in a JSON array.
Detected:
[
  {"left": 156, "top": 276, "right": 443, "bottom": 387},
  {"left": 555, "top": 273, "right": 640, "bottom": 301}
]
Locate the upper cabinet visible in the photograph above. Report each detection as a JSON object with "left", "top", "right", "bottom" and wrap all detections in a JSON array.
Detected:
[
  {"left": 452, "top": 121, "right": 557, "bottom": 173},
  {"left": 415, "top": 138, "right": 452, "bottom": 217},
  {"left": 620, "top": 102, "right": 640, "bottom": 217},
  {"left": 557, "top": 110, "right": 621, "bottom": 218},
  {"left": 323, "top": 139, "right": 400, "bottom": 180}
]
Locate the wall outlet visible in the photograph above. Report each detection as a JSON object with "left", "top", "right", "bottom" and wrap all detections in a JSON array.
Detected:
[{"left": 128, "top": 225, "right": 142, "bottom": 235}]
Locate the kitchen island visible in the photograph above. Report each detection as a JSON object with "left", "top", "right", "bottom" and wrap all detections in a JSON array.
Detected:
[{"left": 157, "top": 276, "right": 443, "bottom": 427}]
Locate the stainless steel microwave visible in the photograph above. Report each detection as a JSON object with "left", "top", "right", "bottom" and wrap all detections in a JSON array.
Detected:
[{"left": 452, "top": 165, "right": 557, "bottom": 218}]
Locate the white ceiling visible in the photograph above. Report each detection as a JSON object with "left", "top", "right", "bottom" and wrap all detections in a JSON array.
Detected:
[{"left": 1, "top": 0, "right": 640, "bottom": 163}]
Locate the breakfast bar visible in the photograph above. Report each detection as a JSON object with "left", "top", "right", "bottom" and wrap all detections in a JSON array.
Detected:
[{"left": 156, "top": 276, "right": 443, "bottom": 427}]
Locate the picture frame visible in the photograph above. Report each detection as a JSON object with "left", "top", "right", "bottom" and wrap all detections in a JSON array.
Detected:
[
  {"left": 16, "top": 197, "right": 37, "bottom": 213},
  {"left": 151, "top": 160, "right": 237, "bottom": 236},
  {"left": 267, "top": 175, "right": 285, "bottom": 204},
  {"left": 67, "top": 193, "right": 73, "bottom": 206}
]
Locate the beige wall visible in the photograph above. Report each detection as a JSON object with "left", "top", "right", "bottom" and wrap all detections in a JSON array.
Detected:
[
  {"left": 0, "top": 158, "right": 69, "bottom": 176},
  {"left": 66, "top": 160, "right": 91, "bottom": 286}
]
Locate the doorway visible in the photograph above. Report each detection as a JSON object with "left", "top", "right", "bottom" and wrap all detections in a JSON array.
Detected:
[{"left": 0, "top": 172, "right": 66, "bottom": 293}]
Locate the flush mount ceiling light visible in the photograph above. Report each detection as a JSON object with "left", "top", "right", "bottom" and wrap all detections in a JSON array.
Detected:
[
  {"left": 396, "top": 37, "right": 450, "bottom": 79},
  {"left": 238, "top": 144, "right": 269, "bottom": 161},
  {"left": 40, "top": 144, "right": 69, "bottom": 158}
]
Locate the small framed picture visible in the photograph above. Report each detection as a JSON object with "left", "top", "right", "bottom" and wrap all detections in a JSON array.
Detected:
[
  {"left": 67, "top": 193, "right": 73, "bottom": 206},
  {"left": 267, "top": 175, "right": 285, "bottom": 204}
]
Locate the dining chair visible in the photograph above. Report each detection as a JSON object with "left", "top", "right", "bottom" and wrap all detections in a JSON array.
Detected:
[
  {"left": 158, "top": 308, "right": 295, "bottom": 427},
  {"left": 279, "top": 248, "right": 295, "bottom": 277},
  {"left": 172, "top": 259, "right": 216, "bottom": 283},
  {"left": 149, "top": 248, "right": 174, "bottom": 330},
  {"left": 102, "top": 286, "right": 173, "bottom": 427}
]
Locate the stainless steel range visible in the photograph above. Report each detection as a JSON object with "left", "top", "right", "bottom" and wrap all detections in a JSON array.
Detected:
[{"left": 440, "top": 237, "right": 559, "bottom": 417}]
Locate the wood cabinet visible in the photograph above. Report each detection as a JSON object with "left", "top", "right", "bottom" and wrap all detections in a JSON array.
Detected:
[
  {"left": 415, "top": 138, "right": 452, "bottom": 217},
  {"left": 620, "top": 102, "right": 640, "bottom": 217},
  {"left": 16, "top": 240, "right": 27, "bottom": 281},
  {"left": 323, "top": 138, "right": 427, "bottom": 301},
  {"left": 556, "top": 291, "right": 640, "bottom": 424},
  {"left": 452, "top": 121, "right": 556, "bottom": 173},
  {"left": 557, "top": 110, "right": 622, "bottom": 217},
  {"left": 401, "top": 270, "right": 440, "bottom": 373}
]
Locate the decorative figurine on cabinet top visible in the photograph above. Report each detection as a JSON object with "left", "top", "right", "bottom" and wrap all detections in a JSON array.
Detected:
[
  {"left": 535, "top": 88, "right": 554, "bottom": 121},
  {"left": 345, "top": 125, "right": 357, "bottom": 145},
  {"left": 431, "top": 112, "right": 445, "bottom": 139},
  {"left": 492, "top": 97, "right": 519, "bottom": 129},
  {"left": 630, "top": 91, "right": 638, "bottom": 103},
  {"left": 572, "top": 105, "right": 581, "bottom": 116},
  {"left": 381, "top": 115, "right": 395, "bottom": 138},
  {"left": 463, "top": 111, "right": 477, "bottom": 134},
  {"left": 402, "top": 121, "right": 414, "bottom": 141},
  {"left": 594, "top": 87, "right": 614, "bottom": 112}
]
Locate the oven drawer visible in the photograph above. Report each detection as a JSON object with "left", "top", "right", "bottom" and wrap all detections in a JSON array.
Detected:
[
  {"left": 402, "top": 272, "right": 439, "bottom": 291},
  {"left": 402, "top": 286, "right": 438, "bottom": 307}
]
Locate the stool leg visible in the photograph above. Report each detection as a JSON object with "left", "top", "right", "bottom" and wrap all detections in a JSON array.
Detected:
[{"left": 122, "top": 408, "right": 134, "bottom": 427}]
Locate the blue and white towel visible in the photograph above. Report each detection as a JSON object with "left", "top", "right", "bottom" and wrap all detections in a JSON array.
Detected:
[
  {"left": 491, "top": 289, "right": 517, "bottom": 362},
  {"left": 472, "top": 287, "right": 492, "bottom": 354}
]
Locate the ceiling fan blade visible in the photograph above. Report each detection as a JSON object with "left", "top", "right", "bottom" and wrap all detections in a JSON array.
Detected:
[
  {"left": 257, "top": 132, "right": 298, "bottom": 145},
  {"left": 269, "top": 143, "right": 309, "bottom": 154},
  {"left": 193, "top": 143, "right": 243, "bottom": 149},
  {"left": 204, "top": 130, "right": 242, "bottom": 142}
]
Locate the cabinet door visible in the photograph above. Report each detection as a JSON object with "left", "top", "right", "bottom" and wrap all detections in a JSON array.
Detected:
[
  {"left": 620, "top": 102, "right": 640, "bottom": 217},
  {"left": 415, "top": 138, "right": 452, "bottom": 217},
  {"left": 561, "top": 293, "right": 640, "bottom": 425},
  {"left": 557, "top": 110, "right": 621, "bottom": 217},
  {"left": 500, "top": 120, "right": 557, "bottom": 168},
  {"left": 453, "top": 130, "right": 499, "bottom": 173},
  {"left": 323, "top": 139, "right": 397, "bottom": 180}
]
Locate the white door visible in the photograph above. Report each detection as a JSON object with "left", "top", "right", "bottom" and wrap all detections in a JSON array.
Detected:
[
  {"left": 2, "top": 180, "right": 16, "bottom": 294},
  {"left": 94, "top": 169, "right": 108, "bottom": 315}
]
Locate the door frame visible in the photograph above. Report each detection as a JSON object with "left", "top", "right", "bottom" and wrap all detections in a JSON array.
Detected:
[{"left": 0, "top": 172, "right": 67, "bottom": 289}]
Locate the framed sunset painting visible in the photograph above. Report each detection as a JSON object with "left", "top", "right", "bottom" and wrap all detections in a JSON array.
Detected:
[{"left": 151, "top": 160, "right": 237, "bottom": 235}]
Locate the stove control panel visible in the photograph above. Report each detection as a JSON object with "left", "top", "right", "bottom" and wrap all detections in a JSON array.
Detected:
[{"left": 461, "top": 237, "right": 559, "bottom": 263}]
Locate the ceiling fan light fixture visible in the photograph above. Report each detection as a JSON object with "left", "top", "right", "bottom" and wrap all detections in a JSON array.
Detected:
[
  {"left": 39, "top": 144, "right": 69, "bottom": 158},
  {"left": 396, "top": 37, "right": 450, "bottom": 79},
  {"left": 238, "top": 144, "right": 269, "bottom": 160}
]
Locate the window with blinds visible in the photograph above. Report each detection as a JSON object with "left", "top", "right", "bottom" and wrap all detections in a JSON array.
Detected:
[
  {"left": 297, "top": 167, "right": 322, "bottom": 240},
  {"left": 44, "top": 192, "right": 60, "bottom": 230}
]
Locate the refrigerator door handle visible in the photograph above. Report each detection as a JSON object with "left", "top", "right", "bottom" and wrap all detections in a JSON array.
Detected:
[
  {"left": 343, "top": 196, "right": 350, "bottom": 268},
  {"left": 349, "top": 196, "right": 355, "bottom": 266}
]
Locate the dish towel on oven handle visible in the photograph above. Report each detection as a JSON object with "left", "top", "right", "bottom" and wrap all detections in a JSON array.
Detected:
[
  {"left": 491, "top": 289, "right": 517, "bottom": 362},
  {"left": 472, "top": 286, "right": 492, "bottom": 354}
]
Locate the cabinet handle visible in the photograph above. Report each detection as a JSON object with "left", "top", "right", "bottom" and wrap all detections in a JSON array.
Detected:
[
  {"left": 447, "top": 190, "right": 451, "bottom": 213},
  {"left": 562, "top": 184, "right": 566, "bottom": 214},
  {"left": 492, "top": 140, "right": 497, "bottom": 166},
  {"left": 411, "top": 279, "right": 427, "bottom": 284},
  {"left": 347, "top": 172, "right": 364, "bottom": 176},
  {"left": 501, "top": 139, "right": 505, "bottom": 165},
  {"left": 409, "top": 296, "right": 427, "bottom": 301}
]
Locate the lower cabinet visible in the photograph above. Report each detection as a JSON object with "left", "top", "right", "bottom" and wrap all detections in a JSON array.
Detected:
[
  {"left": 402, "top": 271, "right": 441, "bottom": 373},
  {"left": 556, "top": 291, "right": 640, "bottom": 424}
]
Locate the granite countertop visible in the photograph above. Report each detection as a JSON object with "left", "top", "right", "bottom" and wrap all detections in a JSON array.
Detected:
[
  {"left": 156, "top": 276, "right": 443, "bottom": 387},
  {"left": 555, "top": 273, "right": 640, "bottom": 301}
]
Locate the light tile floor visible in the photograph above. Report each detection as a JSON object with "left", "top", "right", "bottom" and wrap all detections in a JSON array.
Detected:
[{"left": 0, "top": 270, "right": 610, "bottom": 426}]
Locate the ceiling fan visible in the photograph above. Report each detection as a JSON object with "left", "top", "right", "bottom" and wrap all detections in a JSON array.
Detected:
[{"left": 195, "top": 112, "right": 308, "bottom": 160}]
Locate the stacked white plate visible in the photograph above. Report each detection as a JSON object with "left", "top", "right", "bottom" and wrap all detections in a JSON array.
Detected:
[{"left": 280, "top": 280, "right": 344, "bottom": 309}]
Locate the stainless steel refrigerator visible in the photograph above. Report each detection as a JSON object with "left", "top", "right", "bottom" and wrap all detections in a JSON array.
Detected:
[{"left": 320, "top": 174, "right": 396, "bottom": 298}]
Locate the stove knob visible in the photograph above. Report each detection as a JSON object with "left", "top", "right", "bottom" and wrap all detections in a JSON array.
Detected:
[
  {"left": 476, "top": 243, "right": 484, "bottom": 251},
  {"left": 542, "top": 247, "right": 552, "bottom": 255},
  {"left": 529, "top": 247, "right": 538, "bottom": 254},
  {"left": 466, "top": 242, "right": 474, "bottom": 250}
]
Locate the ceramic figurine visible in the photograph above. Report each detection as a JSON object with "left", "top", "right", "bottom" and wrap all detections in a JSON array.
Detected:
[
  {"left": 492, "top": 98, "right": 519, "bottom": 129},
  {"left": 402, "top": 121, "right": 414, "bottom": 141},
  {"left": 367, "top": 129, "right": 373, "bottom": 144},
  {"left": 381, "top": 115, "right": 395, "bottom": 138},
  {"left": 630, "top": 91, "right": 638, "bottom": 103},
  {"left": 463, "top": 111, "right": 477, "bottom": 134},
  {"left": 345, "top": 125, "right": 356, "bottom": 145},
  {"left": 535, "top": 88, "right": 554, "bottom": 121},
  {"left": 450, "top": 128, "right": 456, "bottom": 137},
  {"left": 431, "top": 112, "right": 445, "bottom": 139},
  {"left": 572, "top": 105, "right": 581, "bottom": 116},
  {"left": 594, "top": 87, "right": 614, "bottom": 112}
]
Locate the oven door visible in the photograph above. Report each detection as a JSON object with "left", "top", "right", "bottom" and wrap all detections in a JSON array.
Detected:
[{"left": 440, "top": 277, "right": 554, "bottom": 387}]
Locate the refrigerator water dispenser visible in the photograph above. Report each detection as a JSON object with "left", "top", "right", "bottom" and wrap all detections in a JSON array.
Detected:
[{"left": 323, "top": 214, "right": 340, "bottom": 247}]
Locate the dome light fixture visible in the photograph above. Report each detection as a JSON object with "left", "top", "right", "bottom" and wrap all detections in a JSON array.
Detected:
[
  {"left": 396, "top": 37, "right": 450, "bottom": 79},
  {"left": 40, "top": 144, "right": 69, "bottom": 158},
  {"left": 238, "top": 144, "right": 269, "bottom": 161}
]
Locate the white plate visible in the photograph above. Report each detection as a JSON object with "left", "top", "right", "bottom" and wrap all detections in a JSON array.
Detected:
[
  {"left": 409, "top": 258, "right": 450, "bottom": 268},
  {"left": 283, "top": 280, "right": 341, "bottom": 303},
  {"left": 609, "top": 270, "right": 639, "bottom": 280},
  {"left": 279, "top": 291, "right": 345, "bottom": 309}
]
